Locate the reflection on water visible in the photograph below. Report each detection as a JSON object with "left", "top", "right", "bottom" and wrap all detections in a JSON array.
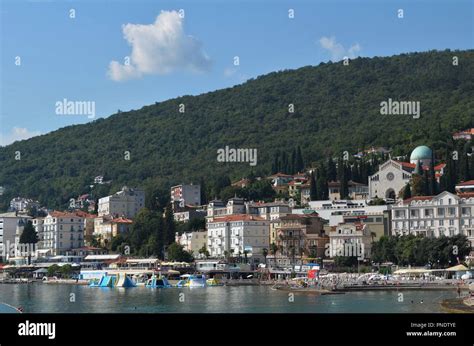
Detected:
[{"left": 0, "top": 284, "right": 458, "bottom": 313}]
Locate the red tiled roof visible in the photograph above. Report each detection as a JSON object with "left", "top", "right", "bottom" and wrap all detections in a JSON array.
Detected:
[
  {"left": 456, "top": 180, "right": 474, "bottom": 187},
  {"left": 458, "top": 192, "right": 474, "bottom": 198},
  {"left": 453, "top": 128, "right": 474, "bottom": 136},
  {"left": 281, "top": 212, "right": 319, "bottom": 220},
  {"left": 50, "top": 210, "right": 95, "bottom": 219},
  {"left": 396, "top": 161, "right": 416, "bottom": 169},
  {"left": 50, "top": 211, "right": 84, "bottom": 218},
  {"left": 268, "top": 172, "right": 293, "bottom": 178},
  {"left": 211, "top": 214, "right": 266, "bottom": 222},
  {"left": 111, "top": 217, "right": 133, "bottom": 224},
  {"left": 395, "top": 161, "right": 445, "bottom": 172},
  {"left": 73, "top": 210, "right": 96, "bottom": 218}
]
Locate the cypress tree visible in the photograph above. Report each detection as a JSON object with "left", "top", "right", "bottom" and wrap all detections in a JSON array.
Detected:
[
  {"left": 327, "top": 158, "right": 337, "bottom": 181},
  {"left": 199, "top": 177, "right": 207, "bottom": 205},
  {"left": 470, "top": 150, "right": 474, "bottom": 180},
  {"left": 281, "top": 152, "right": 289, "bottom": 174},
  {"left": 271, "top": 152, "right": 278, "bottom": 174},
  {"left": 459, "top": 146, "right": 469, "bottom": 182},
  {"left": 19, "top": 220, "right": 38, "bottom": 265},
  {"left": 163, "top": 203, "right": 176, "bottom": 247},
  {"left": 445, "top": 150, "right": 456, "bottom": 193},
  {"left": 19, "top": 220, "right": 38, "bottom": 244},
  {"left": 423, "top": 170, "right": 430, "bottom": 196},
  {"left": 402, "top": 183, "right": 412, "bottom": 200},
  {"left": 337, "top": 158, "right": 348, "bottom": 199},
  {"left": 290, "top": 148, "right": 297, "bottom": 174},
  {"left": 295, "top": 146, "right": 304, "bottom": 172},
  {"left": 414, "top": 160, "right": 423, "bottom": 175},
  {"left": 310, "top": 171, "right": 317, "bottom": 201},
  {"left": 429, "top": 152, "right": 437, "bottom": 195}
]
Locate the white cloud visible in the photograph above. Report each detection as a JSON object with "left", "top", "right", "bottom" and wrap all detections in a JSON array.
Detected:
[
  {"left": 0, "top": 127, "right": 42, "bottom": 146},
  {"left": 319, "top": 36, "right": 361, "bottom": 61},
  {"left": 108, "top": 10, "right": 211, "bottom": 81}
]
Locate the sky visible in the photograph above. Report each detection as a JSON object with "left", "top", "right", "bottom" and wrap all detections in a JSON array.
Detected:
[{"left": 0, "top": 0, "right": 472, "bottom": 146}]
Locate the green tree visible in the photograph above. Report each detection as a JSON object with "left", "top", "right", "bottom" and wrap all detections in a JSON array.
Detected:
[
  {"left": 402, "top": 183, "right": 412, "bottom": 200},
  {"left": 19, "top": 220, "right": 38, "bottom": 244},
  {"left": 309, "top": 171, "right": 317, "bottom": 201},
  {"left": 166, "top": 242, "right": 194, "bottom": 262},
  {"left": 163, "top": 203, "right": 176, "bottom": 247},
  {"left": 295, "top": 146, "right": 304, "bottom": 172}
]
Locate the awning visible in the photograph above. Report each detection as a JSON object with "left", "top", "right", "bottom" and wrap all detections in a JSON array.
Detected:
[
  {"left": 393, "top": 268, "right": 433, "bottom": 275},
  {"left": 445, "top": 264, "right": 469, "bottom": 272},
  {"left": 166, "top": 270, "right": 180, "bottom": 275},
  {"left": 33, "top": 268, "right": 48, "bottom": 273},
  {"left": 85, "top": 255, "right": 120, "bottom": 261}
]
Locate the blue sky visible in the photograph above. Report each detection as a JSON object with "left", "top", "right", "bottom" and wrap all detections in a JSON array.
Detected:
[{"left": 0, "top": 0, "right": 472, "bottom": 146}]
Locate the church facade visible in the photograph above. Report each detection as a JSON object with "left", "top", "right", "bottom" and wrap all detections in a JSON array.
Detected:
[{"left": 368, "top": 160, "right": 413, "bottom": 200}]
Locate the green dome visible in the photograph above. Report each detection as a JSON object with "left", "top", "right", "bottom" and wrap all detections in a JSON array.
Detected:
[{"left": 410, "top": 146, "right": 432, "bottom": 161}]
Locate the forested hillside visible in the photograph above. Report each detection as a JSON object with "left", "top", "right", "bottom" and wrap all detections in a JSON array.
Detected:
[{"left": 0, "top": 49, "right": 473, "bottom": 209}]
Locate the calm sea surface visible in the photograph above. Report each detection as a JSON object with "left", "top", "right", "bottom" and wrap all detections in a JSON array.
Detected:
[{"left": 0, "top": 284, "right": 458, "bottom": 313}]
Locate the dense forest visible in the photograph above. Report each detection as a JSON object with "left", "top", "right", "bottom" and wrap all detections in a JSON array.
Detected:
[{"left": 0, "top": 49, "right": 473, "bottom": 210}]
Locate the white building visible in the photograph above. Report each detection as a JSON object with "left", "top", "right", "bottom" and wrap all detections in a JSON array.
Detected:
[
  {"left": 391, "top": 191, "right": 474, "bottom": 246},
  {"left": 206, "top": 197, "right": 246, "bottom": 221},
  {"left": 93, "top": 216, "right": 132, "bottom": 245},
  {"left": 171, "top": 184, "right": 201, "bottom": 206},
  {"left": 207, "top": 214, "right": 270, "bottom": 264},
  {"left": 98, "top": 186, "right": 145, "bottom": 219},
  {"left": 456, "top": 180, "right": 474, "bottom": 194},
  {"left": 329, "top": 223, "right": 372, "bottom": 259},
  {"left": 247, "top": 201, "right": 291, "bottom": 221},
  {"left": 9, "top": 197, "right": 40, "bottom": 213},
  {"left": 328, "top": 181, "right": 369, "bottom": 200},
  {"left": 175, "top": 230, "right": 208, "bottom": 257},
  {"left": 300, "top": 200, "right": 388, "bottom": 227},
  {"left": 0, "top": 212, "right": 32, "bottom": 260},
  {"left": 368, "top": 160, "right": 413, "bottom": 200},
  {"left": 34, "top": 211, "right": 85, "bottom": 256},
  {"left": 369, "top": 146, "right": 445, "bottom": 201}
]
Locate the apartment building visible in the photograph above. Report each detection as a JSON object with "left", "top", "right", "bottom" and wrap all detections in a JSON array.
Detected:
[
  {"left": 170, "top": 184, "right": 201, "bottom": 206},
  {"left": 176, "top": 230, "right": 208, "bottom": 257},
  {"left": 98, "top": 186, "right": 145, "bottom": 219},
  {"left": 207, "top": 214, "right": 269, "bottom": 264},
  {"left": 275, "top": 212, "right": 328, "bottom": 259},
  {"left": 0, "top": 212, "right": 31, "bottom": 260},
  {"left": 328, "top": 223, "right": 373, "bottom": 259},
  {"left": 34, "top": 211, "right": 85, "bottom": 256},
  {"left": 391, "top": 191, "right": 474, "bottom": 246}
]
